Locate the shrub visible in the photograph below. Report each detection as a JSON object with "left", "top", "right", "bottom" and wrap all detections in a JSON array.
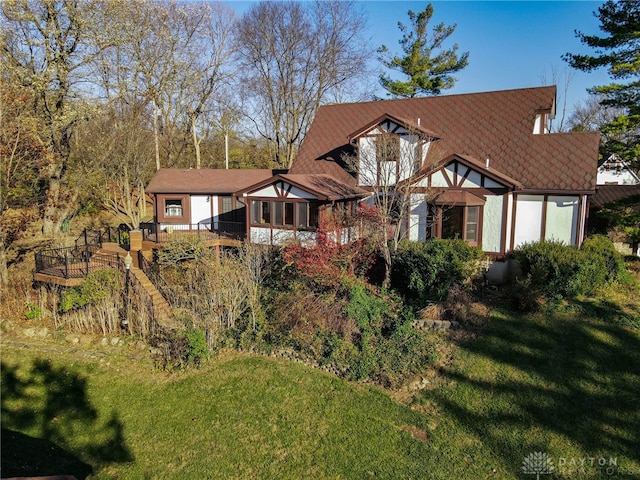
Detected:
[
  {"left": 60, "top": 269, "right": 121, "bottom": 313},
  {"left": 512, "top": 236, "right": 626, "bottom": 301},
  {"left": 372, "top": 322, "right": 435, "bottom": 388},
  {"left": 24, "top": 302, "right": 42, "bottom": 320},
  {"left": 390, "top": 239, "right": 483, "bottom": 307},
  {"left": 581, "top": 235, "right": 626, "bottom": 284},
  {"left": 184, "top": 327, "right": 210, "bottom": 366}
]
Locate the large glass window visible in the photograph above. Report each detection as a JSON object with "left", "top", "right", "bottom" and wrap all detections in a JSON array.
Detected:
[
  {"left": 440, "top": 205, "right": 480, "bottom": 244},
  {"left": 165, "top": 199, "right": 183, "bottom": 217},
  {"left": 252, "top": 199, "right": 318, "bottom": 229},
  {"left": 296, "top": 202, "right": 319, "bottom": 228},
  {"left": 296, "top": 203, "right": 308, "bottom": 228},
  {"left": 220, "top": 197, "right": 244, "bottom": 223},
  {"left": 442, "top": 206, "right": 464, "bottom": 240}
]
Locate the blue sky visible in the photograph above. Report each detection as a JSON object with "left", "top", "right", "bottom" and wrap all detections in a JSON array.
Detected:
[{"left": 227, "top": 1, "right": 612, "bottom": 113}]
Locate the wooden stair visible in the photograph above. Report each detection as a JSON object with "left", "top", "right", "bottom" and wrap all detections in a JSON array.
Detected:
[{"left": 129, "top": 266, "right": 181, "bottom": 332}]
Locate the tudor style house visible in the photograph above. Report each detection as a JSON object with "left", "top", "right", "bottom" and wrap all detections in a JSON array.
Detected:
[
  {"left": 145, "top": 86, "right": 600, "bottom": 254},
  {"left": 290, "top": 85, "right": 600, "bottom": 254}
]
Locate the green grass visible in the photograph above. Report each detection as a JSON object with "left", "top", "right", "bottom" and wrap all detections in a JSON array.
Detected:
[
  {"left": 2, "top": 284, "right": 639, "bottom": 479},
  {"left": 2, "top": 350, "right": 431, "bottom": 479},
  {"left": 414, "top": 305, "right": 640, "bottom": 479}
]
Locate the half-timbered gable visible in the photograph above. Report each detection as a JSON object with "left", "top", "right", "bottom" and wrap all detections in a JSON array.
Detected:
[
  {"left": 348, "top": 113, "right": 438, "bottom": 187},
  {"left": 237, "top": 174, "right": 369, "bottom": 246}
]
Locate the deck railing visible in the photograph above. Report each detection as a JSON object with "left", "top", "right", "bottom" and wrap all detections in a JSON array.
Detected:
[
  {"left": 34, "top": 245, "right": 123, "bottom": 279},
  {"left": 75, "top": 226, "right": 130, "bottom": 250},
  {"left": 138, "top": 252, "right": 175, "bottom": 305},
  {"left": 140, "top": 221, "right": 245, "bottom": 244}
]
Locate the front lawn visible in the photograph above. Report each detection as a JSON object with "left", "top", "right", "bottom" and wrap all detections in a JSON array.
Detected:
[{"left": 2, "top": 280, "right": 639, "bottom": 479}]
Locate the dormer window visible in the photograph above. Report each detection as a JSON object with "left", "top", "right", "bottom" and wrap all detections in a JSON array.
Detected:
[
  {"left": 350, "top": 113, "right": 438, "bottom": 187},
  {"left": 376, "top": 132, "right": 401, "bottom": 184}
]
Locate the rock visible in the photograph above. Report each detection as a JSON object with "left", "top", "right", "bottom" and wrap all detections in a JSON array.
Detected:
[
  {"left": 101, "top": 337, "right": 109, "bottom": 346},
  {"left": 65, "top": 333, "right": 80, "bottom": 344},
  {"left": 79, "top": 335, "right": 94, "bottom": 346},
  {"left": 110, "top": 337, "right": 120, "bottom": 346},
  {"left": 37, "top": 327, "right": 49, "bottom": 338},
  {"left": 23, "top": 328, "right": 37, "bottom": 338}
]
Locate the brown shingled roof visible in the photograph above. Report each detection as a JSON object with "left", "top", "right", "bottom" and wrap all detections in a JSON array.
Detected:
[
  {"left": 290, "top": 86, "right": 600, "bottom": 192},
  {"left": 146, "top": 168, "right": 282, "bottom": 194},
  {"left": 591, "top": 184, "right": 640, "bottom": 209}
]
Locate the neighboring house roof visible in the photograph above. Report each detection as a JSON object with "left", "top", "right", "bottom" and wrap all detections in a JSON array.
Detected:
[
  {"left": 596, "top": 154, "right": 640, "bottom": 185},
  {"left": 290, "top": 86, "right": 600, "bottom": 192},
  {"left": 591, "top": 184, "right": 640, "bottom": 209},
  {"left": 146, "top": 168, "right": 284, "bottom": 194},
  {"left": 238, "top": 174, "right": 370, "bottom": 201}
]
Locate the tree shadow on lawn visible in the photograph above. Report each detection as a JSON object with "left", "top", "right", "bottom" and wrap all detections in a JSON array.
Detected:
[
  {"left": 1, "top": 358, "right": 133, "bottom": 479},
  {"left": 420, "top": 305, "right": 640, "bottom": 477}
]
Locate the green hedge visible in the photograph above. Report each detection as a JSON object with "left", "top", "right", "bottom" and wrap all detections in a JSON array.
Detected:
[
  {"left": 390, "top": 239, "right": 483, "bottom": 307},
  {"left": 512, "top": 236, "right": 626, "bottom": 299}
]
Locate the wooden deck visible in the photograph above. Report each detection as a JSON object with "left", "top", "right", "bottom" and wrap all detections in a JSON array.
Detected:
[
  {"left": 142, "top": 232, "right": 243, "bottom": 250},
  {"left": 33, "top": 250, "right": 124, "bottom": 287},
  {"left": 33, "top": 271, "right": 85, "bottom": 287}
]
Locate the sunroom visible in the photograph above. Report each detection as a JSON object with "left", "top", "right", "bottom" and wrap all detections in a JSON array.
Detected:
[{"left": 237, "top": 174, "right": 370, "bottom": 246}]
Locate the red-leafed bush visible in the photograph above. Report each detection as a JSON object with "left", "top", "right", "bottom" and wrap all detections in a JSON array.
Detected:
[{"left": 281, "top": 234, "right": 378, "bottom": 291}]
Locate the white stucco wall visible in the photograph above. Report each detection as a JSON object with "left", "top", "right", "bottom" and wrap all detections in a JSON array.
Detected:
[
  {"left": 545, "top": 196, "right": 578, "bottom": 245},
  {"left": 271, "top": 229, "right": 296, "bottom": 246},
  {"left": 481, "top": 195, "right": 503, "bottom": 253},
  {"left": 505, "top": 194, "right": 514, "bottom": 250},
  {"left": 513, "top": 195, "right": 544, "bottom": 248},
  {"left": 597, "top": 168, "right": 639, "bottom": 185},
  {"left": 461, "top": 169, "right": 482, "bottom": 188},
  {"left": 398, "top": 135, "right": 419, "bottom": 182},
  {"left": 429, "top": 171, "right": 449, "bottom": 187},
  {"left": 247, "top": 184, "right": 316, "bottom": 199},
  {"left": 190, "top": 195, "right": 212, "bottom": 225},
  {"left": 358, "top": 137, "right": 377, "bottom": 186},
  {"left": 408, "top": 195, "right": 428, "bottom": 241},
  {"left": 297, "top": 230, "right": 317, "bottom": 247}
]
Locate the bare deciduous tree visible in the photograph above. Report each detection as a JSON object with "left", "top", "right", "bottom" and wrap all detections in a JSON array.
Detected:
[
  {"left": 2, "top": 0, "right": 114, "bottom": 235},
  {"left": 344, "top": 126, "right": 441, "bottom": 286},
  {"left": 94, "top": 1, "right": 236, "bottom": 170},
  {"left": 236, "top": 0, "right": 371, "bottom": 168},
  {"left": 538, "top": 65, "right": 575, "bottom": 132}
]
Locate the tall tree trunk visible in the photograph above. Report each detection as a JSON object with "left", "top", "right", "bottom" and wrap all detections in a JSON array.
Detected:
[
  {"left": 0, "top": 226, "right": 8, "bottom": 289},
  {"left": 192, "top": 116, "right": 201, "bottom": 169}
]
